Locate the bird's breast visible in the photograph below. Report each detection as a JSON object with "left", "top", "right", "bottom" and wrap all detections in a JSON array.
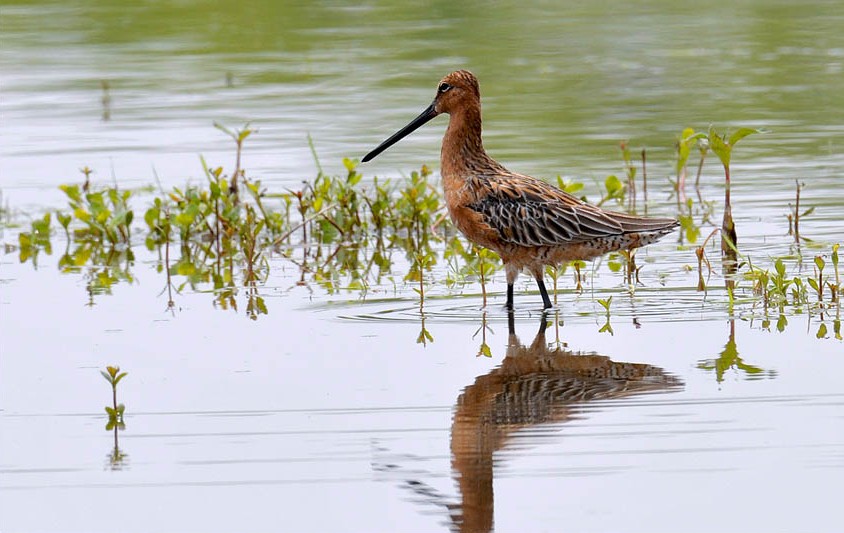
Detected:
[{"left": 442, "top": 174, "right": 505, "bottom": 252}]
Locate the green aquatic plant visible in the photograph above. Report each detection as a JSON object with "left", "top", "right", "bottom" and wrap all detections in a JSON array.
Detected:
[
  {"left": 101, "top": 365, "right": 127, "bottom": 431},
  {"left": 619, "top": 141, "right": 637, "bottom": 212},
  {"left": 809, "top": 255, "right": 826, "bottom": 304},
  {"left": 473, "top": 312, "right": 493, "bottom": 357},
  {"left": 736, "top": 244, "right": 842, "bottom": 319},
  {"left": 100, "top": 81, "right": 111, "bottom": 122},
  {"left": 214, "top": 121, "right": 255, "bottom": 197},
  {"left": 408, "top": 247, "right": 436, "bottom": 311},
  {"left": 17, "top": 212, "right": 52, "bottom": 266},
  {"left": 676, "top": 196, "right": 716, "bottom": 246},
  {"left": 597, "top": 174, "right": 625, "bottom": 207},
  {"left": 640, "top": 148, "right": 649, "bottom": 208},
  {"left": 467, "top": 245, "right": 499, "bottom": 307},
  {"left": 101, "top": 364, "right": 128, "bottom": 469},
  {"left": 787, "top": 180, "right": 815, "bottom": 245},
  {"left": 697, "top": 320, "right": 772, "bottom": 383},
  {"left": 597, "top": 295, "right": 613, "bottom": 335},
  {"left": 17, "top": 124, "right": 843, "bottom": 334},
  {"left": 619, "top": 249, "right": 638, "bottom": 286},
  {"left": 672, "top": 128, "right": 706, "bottom": 204},
  {"left": 572, "top": 260, "right": 586, "bottom": 293},
  {"left": 396, "top": 165, "right": 441, "bottom": 243},
  {"left": 830, "top": 244, "right": 841, "bottom": 304},
  {"left": 768, "top": 258, "right": 793, "bottom": 308},
  {"left": 0, "top": 190, "right": 10, "bottom": 228},
  {"left": 554, "top": 175, "right": 585, "bottom": 198},
  {"left": 80, "top": 165, "right": 93, "bottom": 192},
  {"left": 416, "top": 314, "right": 433, "bottom": 346},
  {"left": 693, "top": 135, "right": 709, "bottom": 193},
  {"left": 60, "top": 180, "right": 133, "bottom": 246},
  {"left": 545, "top": 263, "right": 567, "bottom": 306},
  {"left": 5, "top": 123, "right": 684, "bottom": 319},
  {"left": 707, "top": 125, "right": 761, "bottom": 261}
]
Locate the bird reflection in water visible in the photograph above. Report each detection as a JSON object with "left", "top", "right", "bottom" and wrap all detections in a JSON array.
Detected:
[{"left": 407, "top": 313, "right": 682, "bottom": 532}]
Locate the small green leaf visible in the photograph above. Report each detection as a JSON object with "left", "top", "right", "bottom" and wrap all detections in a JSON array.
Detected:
[
  {"left": 708, "top": 126, "right": 730, "bottom": 168},
  {"left": 478, "top": 343, "right": 492, "bottom": 358},
  {"left": 775, "top": 258, "right": 786, "bottom": 278},
  {"left": 59, "top": 184, "right": 82, "bottom": 203},
  {"left": 56, "top": 211, "right": 72, "bottom": 229},
  {"left": 728, "top": 127, "right": 762, "bottom": 146},
  {"left": 604, "top": 175, "right": 623, "bottom": 197},
  {"left": 556, "top": 176, "right": 584, "bottom": 194},
  {"left": 237, "top": 128, "right": 253, "bottom": 143},
  {"left": 213, "top": 121, "right": 234, "bottom": 138}
]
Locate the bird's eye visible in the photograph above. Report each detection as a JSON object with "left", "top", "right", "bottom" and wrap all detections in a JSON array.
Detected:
[{"left": 438, "top": 82, "right": 452, "bottom": 93}]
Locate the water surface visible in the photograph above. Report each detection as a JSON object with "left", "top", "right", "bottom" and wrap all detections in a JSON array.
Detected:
[{"left": 1, "top": 2, "right": 843, "bottom": 532}]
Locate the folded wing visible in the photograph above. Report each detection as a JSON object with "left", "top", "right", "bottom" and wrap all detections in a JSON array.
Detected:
[{"left": 467, "top": 172, "right": 676, "bottom": 247}]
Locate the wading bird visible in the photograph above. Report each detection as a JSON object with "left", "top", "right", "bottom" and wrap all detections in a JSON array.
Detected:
[{"left": 362, "top": 70, "right": 678, "bottom": 309}]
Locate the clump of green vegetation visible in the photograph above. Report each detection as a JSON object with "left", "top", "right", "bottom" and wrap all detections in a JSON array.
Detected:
[
  {"left": 60, "top": 179, "right": 133, "bottom": 246},
  {"left": 17, "top": 213, "right": 52, "bottom": 266},
  {"left": 5, "top": 122, "right": 841, "bottom": 341}
]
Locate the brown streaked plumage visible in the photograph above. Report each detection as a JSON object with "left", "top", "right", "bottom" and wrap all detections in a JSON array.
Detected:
[{"left": 363, "top": 70, "right": 678, "bottom": 309}]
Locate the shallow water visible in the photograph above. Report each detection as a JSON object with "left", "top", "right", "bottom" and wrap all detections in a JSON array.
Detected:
[{"left": 1, "top": 1, "right": 843, "bottom": 532}]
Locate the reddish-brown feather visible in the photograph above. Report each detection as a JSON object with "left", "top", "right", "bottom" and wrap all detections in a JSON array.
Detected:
[
  {"left": 435, "top": 70, "right": 677, "bottom": 279},
  {"left": 364, "top": 69, "right": 678, "bottom": 307}
]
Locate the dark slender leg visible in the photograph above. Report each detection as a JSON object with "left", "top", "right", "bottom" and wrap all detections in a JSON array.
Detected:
[
  {"left": 535, "top": 275, "right": 553, "bottom": 309},
  {"left": 506, "top": 283, "right": 514, "bottom": 310},
  {"left": 536, "top": 311, "right": 549, "bottom": 336},
  {"left": 507, "top": 309, "right": 515, "bottom": 336}
]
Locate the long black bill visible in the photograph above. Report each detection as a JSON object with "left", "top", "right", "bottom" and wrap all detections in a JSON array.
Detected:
[{"left": 362, "top": 103, "right": 438, "bottom": 162}]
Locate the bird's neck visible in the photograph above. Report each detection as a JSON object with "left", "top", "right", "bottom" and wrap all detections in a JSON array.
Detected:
[{"left": 440, "top": 104, "right": 498, "bottom": 179}]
